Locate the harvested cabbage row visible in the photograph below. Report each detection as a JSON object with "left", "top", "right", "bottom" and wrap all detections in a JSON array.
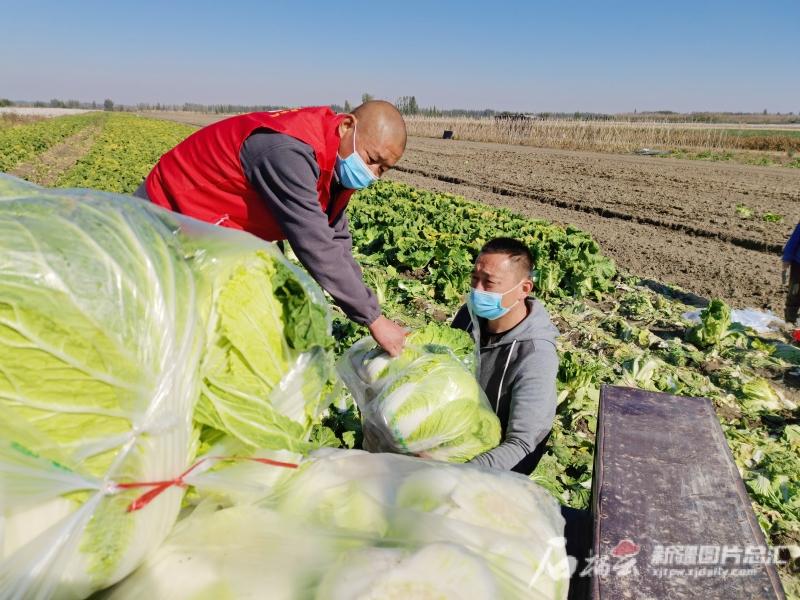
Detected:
[
  {"left": 0, "top": 175, "right": 332, "bottom": 598},
  {"left": 104, "top": 450, "right": 570, "bottom": 600},
  {"left": 338, "top": 323, "right": 501, "bottom": 462}
]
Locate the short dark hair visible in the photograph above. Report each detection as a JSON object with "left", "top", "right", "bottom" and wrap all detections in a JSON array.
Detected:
[{"left": 478, "top": 237, "right": 533, "bottom": 277}]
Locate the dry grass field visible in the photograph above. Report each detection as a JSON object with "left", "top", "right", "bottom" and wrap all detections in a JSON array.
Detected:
[{"left": 403, "top": 115, "right": 800, "bottom": 159}]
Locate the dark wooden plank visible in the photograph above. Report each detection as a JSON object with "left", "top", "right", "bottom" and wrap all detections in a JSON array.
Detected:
[{"left": 591, "top": 385, "right": 785, "bottom": 600}]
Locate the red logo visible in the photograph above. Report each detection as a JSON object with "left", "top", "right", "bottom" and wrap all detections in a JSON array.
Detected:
[
  {"left": 611, "top": 539, "right": 641, "bottom": 558},
  {"left": 792, "top": 329, "right": 800, "bottom": 343}
]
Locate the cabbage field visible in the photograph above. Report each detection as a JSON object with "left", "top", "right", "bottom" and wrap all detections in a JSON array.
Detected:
[
  {"left": 1, "top": 112, "right": 799, "bottom": 596},
  {"left": 0, "top": 112, "right": 106, "bottom": 172}
]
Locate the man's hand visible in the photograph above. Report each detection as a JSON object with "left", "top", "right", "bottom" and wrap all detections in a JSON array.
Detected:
[
  {"left": 784, "top": 261, "right": 791, "bottom": 286},
  {"left": 369, "top": 315, "right": 407, "bottom": 357}
]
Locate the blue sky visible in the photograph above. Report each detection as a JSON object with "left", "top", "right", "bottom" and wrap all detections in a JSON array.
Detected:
[{"left": 2, "top": 0, "right": 798, "bottom": 113}]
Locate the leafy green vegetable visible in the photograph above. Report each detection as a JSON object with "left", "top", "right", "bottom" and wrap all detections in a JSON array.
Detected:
[
  {"left": 773, "top": 343, "right": 800, "bottom": 365},
  {"left": 317, "top": 543, "right": 500, "bottom": 600},
  {"left": 395, "top": 460, "right": 570, "bottom": 598},
  {"left": 339, "top": 324, "right": 500, "bottom": 462},
  {"left": 349, "top": 182, "right": 616, "bottom": 303},
  {"left": 620, "top": 355, "right": 661, "bottom": 390},
  {"left": 0, "top": 175, "right": 333, "bottom": 596},
  {"left": 367, "top": 354, "right": 501, "bottom": 462},
  {"left": 741, "top": 378, "right": 795, "bottom": 413},
  {"left": 659, "top": 338, "right": 697, "bottom": 367},
  {"left": 0, "top": 175, "right": 201, "bottom": 597},
  {"left": 686, "top": 298, "right": 733, "bottom": 348},
  {"left": 785, "top": 424, "right": 800, "bottom": 447},
  {"left": 195, "top": 252, "right": 333, "bottom": 453},
  {"left": 407, "top": 321, "right": 475, "bottom": 362},
  {"left": 320, "top": 403, "right": 363, "bottom": 450},
  {"left": 109, "top": 450, "right": 569, "bottom": 600},
  {"left": 619, "top": 291, "right": 655, "bottom": 321},
  {"left": 103, "top": 503, "right": 333, "bottom": 599},
  {"left": 534, "top": 262, "right": 563, "bottom": 295}
]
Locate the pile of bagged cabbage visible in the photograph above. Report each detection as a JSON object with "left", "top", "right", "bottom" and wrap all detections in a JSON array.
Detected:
[{"left": 0, "top": 175, "right": 569, "bottom": 599}]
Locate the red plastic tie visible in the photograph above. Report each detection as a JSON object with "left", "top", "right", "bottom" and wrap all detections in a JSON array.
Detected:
[{"left": 117, "top": 456, "right": 299, "bottom": 512}]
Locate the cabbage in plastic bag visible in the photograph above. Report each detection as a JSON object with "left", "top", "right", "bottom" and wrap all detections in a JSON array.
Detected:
[
  {"left": 104, "top": 450, "right": 570, "bottom": 600},
  {"left": 0, "top": 175, "right": 332, "bottom": 598},
  {"left": 338, "top": 324, "right": 500, "bottom": 462}
]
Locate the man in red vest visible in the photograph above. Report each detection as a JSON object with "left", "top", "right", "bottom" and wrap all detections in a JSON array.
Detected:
[{"left": 135, "top": 101, "right": 408, "bottom": 355}]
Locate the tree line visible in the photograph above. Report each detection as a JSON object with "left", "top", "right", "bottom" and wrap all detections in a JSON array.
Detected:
[{"left": 3, "top": 96, "right": 796, "bottom": 123}]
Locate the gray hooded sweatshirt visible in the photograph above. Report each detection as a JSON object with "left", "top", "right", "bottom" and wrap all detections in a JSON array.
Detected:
[{"left": 451, "top": 297, "right": 559, "bottom": 474}]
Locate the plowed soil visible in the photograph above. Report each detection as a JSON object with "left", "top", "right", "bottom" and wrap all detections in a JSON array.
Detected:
[{"left": 387, "top": 137, "right": 800, "bottom": 313}]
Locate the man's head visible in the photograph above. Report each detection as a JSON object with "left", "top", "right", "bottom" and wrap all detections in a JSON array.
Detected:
[
  {"left": 470, "top": 238, "right": 534, "bottom": 320},
  {"left": 337, "top": 100, "right": 407, "bottom": 179}
]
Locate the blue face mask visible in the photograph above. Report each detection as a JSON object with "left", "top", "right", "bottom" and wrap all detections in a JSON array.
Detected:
[
  {"left": 335, "top": 124, "right": 378, "bottom": 190},
  {"left": 468, "top": 279, "right": 525, "bottom": 320}
]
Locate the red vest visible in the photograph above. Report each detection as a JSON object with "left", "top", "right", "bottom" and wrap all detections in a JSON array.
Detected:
[{"left": 145, "top": 106, "right": 355, "bottom": 241}]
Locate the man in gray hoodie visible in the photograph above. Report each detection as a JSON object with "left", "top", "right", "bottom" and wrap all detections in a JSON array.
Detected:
[{"left": 451, "top": 237, "right": 559, "bottom": 475}]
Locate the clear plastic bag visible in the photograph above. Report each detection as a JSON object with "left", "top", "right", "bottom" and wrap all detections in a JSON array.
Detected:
[
  {"left": 0, "top": 175, "right": 332, "bottom": 598},
  {"left": 102, "top": 449, "right": 572, "bottom": 600},
  {"left": 683, "top": 307, "right": 784, "bottom": 334},
  {"left": 337, "top": 333, "right": 501, "bottom": 462}
]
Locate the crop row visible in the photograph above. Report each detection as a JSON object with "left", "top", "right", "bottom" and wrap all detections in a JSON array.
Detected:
[
  {"left": 57, "top": 114, "right": 196, "bottom": 193},
  {"left": 350, "top": 183, "right": 616, "bottom": 305},
  {"left": 0, "top": 112, "right": 106, "bottom": 172}
]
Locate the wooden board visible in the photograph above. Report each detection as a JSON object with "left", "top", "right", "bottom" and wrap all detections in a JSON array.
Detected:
[{"left": 591, "top": 385, "right": 785, "bottom": 599}]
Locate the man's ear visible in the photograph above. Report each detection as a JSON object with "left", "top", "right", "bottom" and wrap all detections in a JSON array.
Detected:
[
  {"left": 338, "top": 114, "right": 356, "bottom": 137},
  {"left": 523, "top": 278, "right": 534, "bottom": 294}
]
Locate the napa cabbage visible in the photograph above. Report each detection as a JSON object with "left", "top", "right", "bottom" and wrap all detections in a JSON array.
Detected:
[
  {"left": 339, "top": 323, "right": 500, "bottom": 462},
  {"left": 0, "top": 175, "right": 332, "bottom": 598},
  {"left": 105, "top": 450, "right": 569, "bottom": 600},
  {"left": 686, "top": 298, "right": 738, "bottom": 348},
  {"left": 741, "top": 377, "right": 796, "bottom": 412}
]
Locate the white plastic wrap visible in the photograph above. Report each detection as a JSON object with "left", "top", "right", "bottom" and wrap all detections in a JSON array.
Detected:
[
  {"left": 682, "top": 307, "right": 784, "bottom": 334},
  {"left": 104, "top": 450, "right": 572, "bottom": 600},
  {"left": 0, "top": 175, "right": 332, "bottom": 598},
  {"left": 337, "top": 334, "right": 501, "bottom": 462}
]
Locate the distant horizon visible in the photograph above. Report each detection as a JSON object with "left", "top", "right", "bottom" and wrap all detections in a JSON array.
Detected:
[
  {"left": 2, "top": 1, "right": 798, "bottom": 114},
  {"left": 3, "top": 98, "right": 797, "bottom": 118}
]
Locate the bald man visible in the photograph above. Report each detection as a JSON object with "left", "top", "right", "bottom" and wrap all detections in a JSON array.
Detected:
[{"left": 135, "top": 101, "right": 408, "bottom": 355}]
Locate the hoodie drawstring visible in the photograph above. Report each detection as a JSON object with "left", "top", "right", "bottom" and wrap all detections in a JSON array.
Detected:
[{"left": 495, "top": 338, "right": 517, "bottom": 413}]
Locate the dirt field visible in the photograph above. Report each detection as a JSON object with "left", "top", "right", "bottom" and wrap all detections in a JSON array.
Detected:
[
  {"left": 386, "top": 137, "right": 800, "bottom": 312},
  {"left": 143, "top": 111, "right": 800, "bottom": 312}
]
